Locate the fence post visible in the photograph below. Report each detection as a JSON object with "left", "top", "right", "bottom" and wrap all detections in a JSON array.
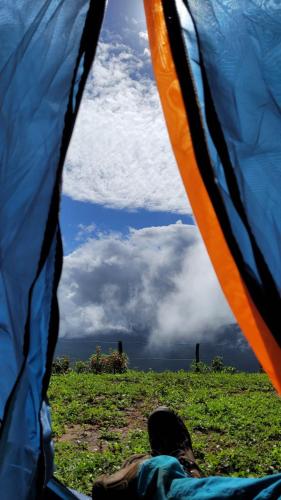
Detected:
[
  {"left": 118, "top": 341, "right": 123, "bottom": 355},
  {"left": 195, "top": 343, "right": 200, "bottom": 372}
]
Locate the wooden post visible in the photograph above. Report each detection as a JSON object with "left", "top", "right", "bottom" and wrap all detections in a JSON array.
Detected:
[
  {"left": 118, "top": 341, "right": 123, "bottom": 355},
  {"left": 195, "top": 343, "right": 200, "bottom": 372}
]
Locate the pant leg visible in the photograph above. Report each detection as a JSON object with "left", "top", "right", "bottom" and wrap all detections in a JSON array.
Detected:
[{"left": 137, "top": 456, "right": 281, "bottom": 499}]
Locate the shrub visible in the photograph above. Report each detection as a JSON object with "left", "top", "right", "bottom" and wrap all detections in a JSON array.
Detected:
[
  {"left": 223, "top": 365, "right": 237, "bottom": 374},
  {"left": 52, "top": 356, "right": 70, "bottom": 374},
  {"left": 89, "top": 346, "right": 103, "bottom": 373},
  {"left": 74, "top": 360, "right": 89, "bottom": 373},
  {"left": 89, "top": 346, "right": 128, "bottom": 374},
  {"left": 211, "top": 355, "right": 224, "bottom": 372},
  {"left": 190, "top": 360, "right": 210, "bottom": 373},
  {"left": 108, "top": 350, "right": 128, "bottom": 374},
  {"left": 189, "top": 357, "right": 236, "bottom": 374},
  {"left": 211, "top": 356, "right": 236, "bottom": 373}
]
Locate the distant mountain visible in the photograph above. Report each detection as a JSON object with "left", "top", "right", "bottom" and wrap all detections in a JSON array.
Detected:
[{"left": 55, "top": 324, "right": 260, "bottom": 372}]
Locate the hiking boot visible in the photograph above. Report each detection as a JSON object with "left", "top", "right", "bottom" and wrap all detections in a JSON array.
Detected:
[
  {"left": 147, "top": 406, "right": 201, "bottom": 478},
  {"left": 92, "top": 454, "right": 149, "bottom": 499}
]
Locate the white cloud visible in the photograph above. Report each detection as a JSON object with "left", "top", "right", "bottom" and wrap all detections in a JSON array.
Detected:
[
  {"left": 139, "top": 31, "right": 148, "bottom": 41},
  {"left": 64, "top": 41, "right": 189, "bottom": 214},
  {"left": 143, "top": 48, "right": 150, "bottom": 58},
  {"left": 75, "top": 223, "right": 96, "bottom": 242},
  {"left": 59, "top": 224, "right": 235, "bottom": 342},
  {"left": 152, "top": 240, "right": 234, "bottom": 346}
]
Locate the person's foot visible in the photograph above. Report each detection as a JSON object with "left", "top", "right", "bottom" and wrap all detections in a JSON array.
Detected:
[
  {"left": 92, "top": 454, "right": 149, "bottom": 499},
  {"left": 147, "top": 406, "right": 202, "bottom": 478}
]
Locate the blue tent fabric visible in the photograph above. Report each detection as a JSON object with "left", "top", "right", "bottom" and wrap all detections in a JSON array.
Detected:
[
  {"left": 162, "top": 0, "right": 281, "bottom": 344},
  {"left": 137, "top": 456, "right": 281, "bottom": 499},
  {"left": 173, "top": 0, "right": 261, "bottom": 285},
  {"left": 0, "top": 1, "right": 105, "bottom": 498},
  {"left": 45, "top": 477, "right": 90, "bottom": 499}
]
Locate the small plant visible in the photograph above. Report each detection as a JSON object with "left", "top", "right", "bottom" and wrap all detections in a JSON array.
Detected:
[
  {"left": 90, "top": 346, "right": 103, "bottom": 373},
  {"left": 52, "top": 356, "right": 70, "bottom": 374},
  {"left": 210, "top": 356, "right": 236, "bottom": 373},
  {"left": 223, "top": 365, "right": 237, "bottom": 374},
  {"left": 211, "top": 355, "right": 225, "bottom": 372},
  {"left": 190, "top": 357, "right": 236, "bottom": 374},
  {"left": 74, "top": 360, "right": 89, "bottom": 373},
  {"left": 190, "top": 360, "right": 210, "bottom": 373}
]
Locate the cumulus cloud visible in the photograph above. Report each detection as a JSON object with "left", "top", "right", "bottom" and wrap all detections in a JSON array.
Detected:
[
  {"left": 59, "top": 224, "right": 235, "bottom": 343},
  {"left": 152, "top": 240, "right": 234, "bottom": 346},
  {"left": 64, "top": 41, "right": 189, "bottom": 213}
]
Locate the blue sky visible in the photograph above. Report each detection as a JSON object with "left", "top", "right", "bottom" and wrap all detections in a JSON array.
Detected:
[
  {"left": 58, "top": 1, "right": 236, "bottom": 344},
  {"left": 61, "top": 196, "right": 193, "bottom": 254}
]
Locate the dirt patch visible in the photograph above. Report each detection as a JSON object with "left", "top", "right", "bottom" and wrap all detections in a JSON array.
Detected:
[
  {"left": 125, "top": 404, "right": 147, "bottom": 427},
  {"left": 59, "top": 424, "right": 108, "bottom": 452},
  {"left": 58, "top": 401, "right": 147, "bottom": 452}
]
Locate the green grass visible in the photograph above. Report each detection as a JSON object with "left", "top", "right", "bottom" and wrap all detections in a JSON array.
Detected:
[{"left": 48, "top": 371, "right": 281, "bottom": 495}]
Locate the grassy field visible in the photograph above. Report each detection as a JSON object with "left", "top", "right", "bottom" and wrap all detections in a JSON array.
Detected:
[{"left": 48, "top": 371, "right": 281, "bottom": 495}]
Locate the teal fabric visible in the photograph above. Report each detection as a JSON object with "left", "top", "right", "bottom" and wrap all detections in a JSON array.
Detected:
[{"left": 137, "top": 456, "right": 281, "bottom": 499}]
